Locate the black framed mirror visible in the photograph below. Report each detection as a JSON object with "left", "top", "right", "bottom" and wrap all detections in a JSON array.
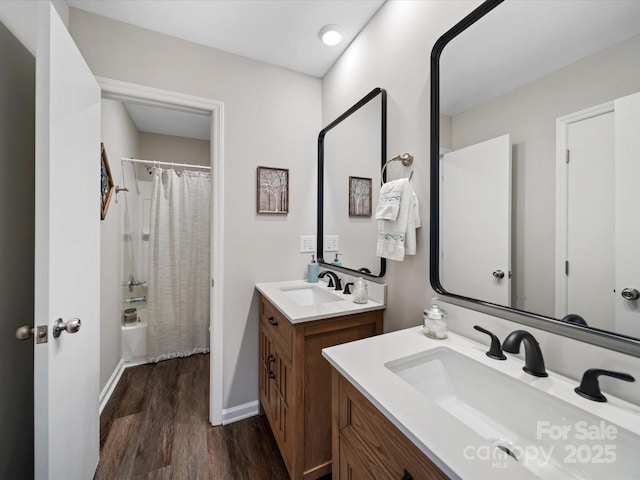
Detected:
[
  {"left": 430, "top": 0, "right": 640, "bottom": 356},
  {"left": 318, "top": 87, "right": 386, "bottom": 278}
]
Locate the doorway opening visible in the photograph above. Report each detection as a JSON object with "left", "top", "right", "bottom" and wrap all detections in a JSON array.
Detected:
[{"left": 98, "top": 78, "right": 224, "bottom": 426}]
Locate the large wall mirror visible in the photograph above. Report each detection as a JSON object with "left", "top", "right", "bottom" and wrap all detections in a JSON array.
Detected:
[
  {"left": 318, "top": 87, "right": 386, "bottom": 278},
  {"left": 430, "top": 0, "right": 640, "bottom": 356}
]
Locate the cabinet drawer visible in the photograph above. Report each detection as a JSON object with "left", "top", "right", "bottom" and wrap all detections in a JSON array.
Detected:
[
  {"left": 260, "top": 296, "right": 292, "bottom": 356},
  {"left": 336, "top": 373, "right": 447, "bottom": 480},
  {"left": 339, "top": 436, "right": 391, "bottom": 480}
]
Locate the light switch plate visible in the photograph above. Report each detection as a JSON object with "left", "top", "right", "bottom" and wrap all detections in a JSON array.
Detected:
[
  {"left": 300, "top": 235, "right": 316, "bottom": 253},
  {"left": 325, "top": 235, "right": 339, "bottom": 252}
]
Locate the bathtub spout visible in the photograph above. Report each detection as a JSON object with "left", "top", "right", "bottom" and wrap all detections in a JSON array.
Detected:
[{"left": 124, "top": 296, "right": 146, "bottom": 303}]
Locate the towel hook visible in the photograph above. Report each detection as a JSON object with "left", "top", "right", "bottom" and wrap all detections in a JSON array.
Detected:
[{"left": 381, "top": 153, "right": 414, "bottom": 185}]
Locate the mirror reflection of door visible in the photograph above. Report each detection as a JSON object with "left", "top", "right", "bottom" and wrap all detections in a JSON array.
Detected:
[
  {"left": 561, "top": 110, "right": 615, "bottom": 329},
  {"left": 440, "top": 134, "right": 511, "bottom": 306},
  {"left": 614, "top": 92, "right": 640, "bottom": 337},
  {"left": 557, "top": 91, "right": 640, "bottom": 337}
]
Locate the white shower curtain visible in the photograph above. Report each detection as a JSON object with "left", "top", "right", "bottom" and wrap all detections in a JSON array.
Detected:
[{"left": 147, "top": 168, "right": 211, "bottom": 362}]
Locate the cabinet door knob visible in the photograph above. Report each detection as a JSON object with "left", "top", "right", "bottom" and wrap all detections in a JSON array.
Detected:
[{"left": 268, "top": 316, "right": 278, "bottom": 326}]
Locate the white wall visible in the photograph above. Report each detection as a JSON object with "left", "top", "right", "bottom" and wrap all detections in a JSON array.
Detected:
[
  {"left": 322, "top": 0, "right": 640, "bottom": 405},
  {"left": 99, "top": 99, "right": 140, "bottom": 391},
  {"left": 138, "top": 132, "right": 210, "bottom": 167},
  {"left": 70, "top": 9, "right": 321, "bottom": 410}
]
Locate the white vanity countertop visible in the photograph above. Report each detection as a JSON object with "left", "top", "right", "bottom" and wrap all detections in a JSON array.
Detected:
[
  {"left": 322, "top": 327, "right": 640, "bottom": 480},
  {"left": 255, "top": 279, "right": 385, "bottom": 324}
]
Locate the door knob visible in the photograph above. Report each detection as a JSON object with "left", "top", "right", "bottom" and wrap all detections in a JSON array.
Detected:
[
  {"left": 15, "top": 324, "right": 48, "bottom": 343},
  {"left": 493, "top": 270, "right": 505, "bottom": 279},
  {"left": 53, "top": 318, "right": 81, "bottom": 338},
  {"left": 16, "top": 325, "right": 35, "bottom": 340},
  {"left": 621, "top": 288, "right": 640, "bottom": 301}
]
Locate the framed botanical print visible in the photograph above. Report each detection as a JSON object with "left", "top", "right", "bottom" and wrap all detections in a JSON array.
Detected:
[
  {"left": 100, "top": 143, "right": 114, "bottom": 220},
  {"left": 257, "top": 166, "right": 289, "bottom": 214},
  {"left": 349, "top": 176, "right": 372, "bottom": 217}
]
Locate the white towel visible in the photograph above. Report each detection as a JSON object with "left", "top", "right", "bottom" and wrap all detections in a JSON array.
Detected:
[
  {"left": 405, "top": 192, "right": 421, "bottom": 256},
  {"left": 376, "top": 180, "right": 421, "bottom": 261},
  {"left": 375, "top": 179, "right": 407, "bottom": 221}
]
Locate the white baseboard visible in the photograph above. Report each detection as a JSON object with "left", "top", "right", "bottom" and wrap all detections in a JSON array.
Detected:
[
  {"left": 99, "top": 359, "right": 126, "bottom": 414},
  {"left": 221, "top": 400, "right": 259, "bottom": 425},
  {"left": 99, "top": 358, "right": 152, "bottom": 413}
]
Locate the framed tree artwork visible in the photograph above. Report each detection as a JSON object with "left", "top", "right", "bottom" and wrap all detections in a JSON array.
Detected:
[
  {"left": 257, "top": 166, "right": 289, "bottom": 214},
  {"left": 349, "top": 176, "right": 372, "bottom": 217},
  {"left": 100, "top": 142, "right": 114, "bottom": 220}
]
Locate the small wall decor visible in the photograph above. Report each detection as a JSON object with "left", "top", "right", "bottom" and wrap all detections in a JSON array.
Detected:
[
  {"left": 257, "top": 166, "right": 289, "bottom": 214},
  {"left": 349, "top": 176, "right": 372, "bottom": 217},
  {"left": 100, "top": 142, "right": 114, "bottom": 220}
]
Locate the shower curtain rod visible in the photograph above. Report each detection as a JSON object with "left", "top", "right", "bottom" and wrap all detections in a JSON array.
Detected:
[{"left": 121, "top": 157, "right": 211, "bottom": 171}]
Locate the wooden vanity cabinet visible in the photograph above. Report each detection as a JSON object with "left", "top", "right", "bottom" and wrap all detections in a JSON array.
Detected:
[
  {"left": 331, "top": 369, "right": 448, "bottom": 480},
  {"left": 258, "top": 294, "right": 383, "bottom": 479}
]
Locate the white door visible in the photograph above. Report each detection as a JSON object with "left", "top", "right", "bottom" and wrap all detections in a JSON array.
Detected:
[
  {"left": 566, "top": 112, "right": 615, "bottom": 328},
  {"left": 614, "top": 92, "right": 640, "bottom": 338},
  {"left": 34, "top": 4, "right": 101, "bottom": 479},
  {"left": 440, "top": 134, "right": 511, "bottom": 305}
]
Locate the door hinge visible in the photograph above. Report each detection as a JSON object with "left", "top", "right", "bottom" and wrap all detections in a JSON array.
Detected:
[
  {"left": 565, "top": 260, "right": 569, "bottom": 276},
  {"left": 211, "top": 279, "right": 214, "bottom": 288},
  {"left": 565, "top": 149, "right": 570, "bottom": 164}
]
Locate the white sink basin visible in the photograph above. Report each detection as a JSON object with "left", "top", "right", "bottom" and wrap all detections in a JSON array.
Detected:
[
  {"left": 256, "top": 280, "right": 385, "bottom": 324},
  {"left": 385, "top": 346, "right": 640, "bottom": 479},
  {"left": 278, "top": 284, "right": 344, "bottom": 307}
]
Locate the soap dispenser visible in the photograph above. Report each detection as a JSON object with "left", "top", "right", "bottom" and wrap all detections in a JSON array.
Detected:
[
  {"left": 307, "top": 255, "right": 319, "bottom": 283},
  {"left": 423, "top": 299, "right": 448, "bottom": 339},
  {"left": 331, "top": 253, "right": 342, "bottom": 266}
]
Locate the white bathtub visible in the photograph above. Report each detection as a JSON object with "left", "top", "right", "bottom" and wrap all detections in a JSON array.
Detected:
[{"left": 121, "top": 308, "right": 148, "bottom": 365}]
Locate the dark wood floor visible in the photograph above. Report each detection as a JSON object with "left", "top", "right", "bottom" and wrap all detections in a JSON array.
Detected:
[{"left": 95, "top": 354, "right": 290, "bottom": 479}]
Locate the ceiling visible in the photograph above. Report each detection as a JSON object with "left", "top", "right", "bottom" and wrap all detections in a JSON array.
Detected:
[
  {"left": 71, "top": 0, "right": 385, "bottom": 141},
  {"left": 85, "top": 1, "right": 640, "bottom": 140},
  {"left": 123, "top": 102, "right": 211, "bottom": 141},
  {"left": 68, "top": 0, "right": 385, "bottom": 78}
]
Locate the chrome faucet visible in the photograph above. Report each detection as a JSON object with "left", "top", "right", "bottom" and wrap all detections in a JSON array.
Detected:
[
  {"left": 502, "top": 330, "right": 548, "bottom": 377},
  {"left": 318, "top": 271, "right": 342, "bottom": 290}
]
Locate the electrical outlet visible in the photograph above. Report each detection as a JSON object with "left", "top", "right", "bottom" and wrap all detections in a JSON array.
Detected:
[
  {"left": 325, "top": 235, "right": 339, "bottom": 252},
  {"left": 300, "top": 235, "right": 316, "bottom": 253}
]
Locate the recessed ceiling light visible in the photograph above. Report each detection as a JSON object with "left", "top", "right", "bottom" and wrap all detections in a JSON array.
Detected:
[{"left": 319, "top": 25, "right": 342, "bottom": 46}]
